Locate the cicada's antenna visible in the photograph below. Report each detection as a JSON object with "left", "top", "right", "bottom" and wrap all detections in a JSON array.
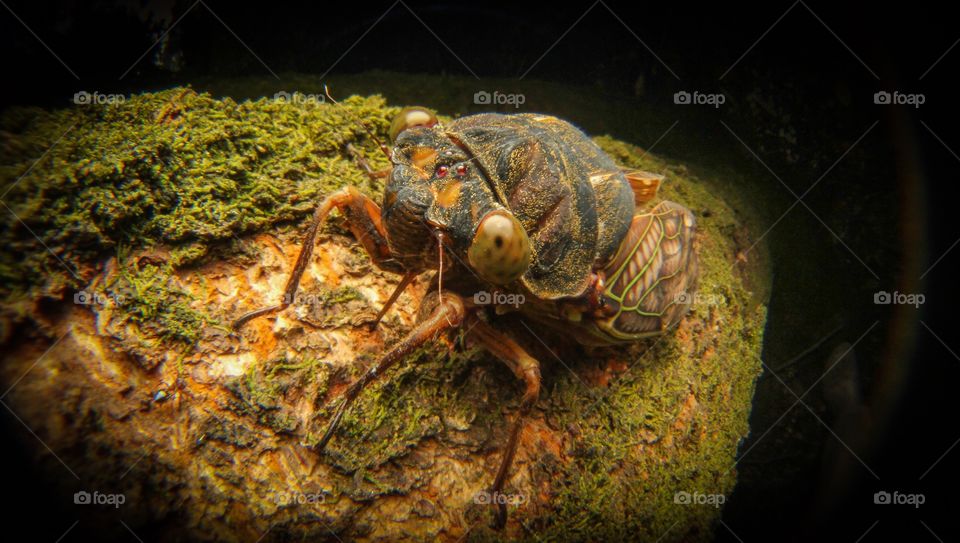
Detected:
[
  {"left": 437, "top": 230, "right": 444, "bottom": 298},
  {"left": 436, "top": 229, "right": 455, "bottom": 326},
  {"left": 324, "top": 85, "right": 392, "bottom": 160}
]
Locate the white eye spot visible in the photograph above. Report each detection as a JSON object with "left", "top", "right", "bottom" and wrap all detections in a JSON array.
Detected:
[
  {"left": 467, "top": 211, "right": 531, "bottom": 286},
  {"left": 481, "top": 215, "right": 514, "bottom": 245},
  {"left": 404, "top": 110, "right": 434, "bottom": 128},
  {"left": 389, "top": 107, "right": 438, "bottom": 142}
]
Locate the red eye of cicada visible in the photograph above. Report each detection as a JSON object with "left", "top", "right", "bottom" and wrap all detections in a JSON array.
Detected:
[
  {"left": 456, "top": 164, "right": 468, "bottom": 177},
  {"left": 436, "top": 165, "right": 449, "bottom": 178}
]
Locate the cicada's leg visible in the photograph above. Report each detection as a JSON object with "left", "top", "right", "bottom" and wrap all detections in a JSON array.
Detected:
[
  {"left": 370, "top": 271, "right": 419, "bottom": 328},
  {"left": 466, "top": 315, "right": 542, "bottom": 529},
  {"left": 315, "top": 292, "right": 465, "bottom": 451},
  {"left": 233, "top": 186, "right": 403, "bottom": 329}
]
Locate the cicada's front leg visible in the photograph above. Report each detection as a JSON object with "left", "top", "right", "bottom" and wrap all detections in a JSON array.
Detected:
[{"left": 233, "top": 185, "right": 406, "bottom": 329}]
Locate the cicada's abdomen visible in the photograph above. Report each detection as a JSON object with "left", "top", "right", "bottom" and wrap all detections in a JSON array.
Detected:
[{"left": 595, "top": 201, "right": 698, "bottom": 341}]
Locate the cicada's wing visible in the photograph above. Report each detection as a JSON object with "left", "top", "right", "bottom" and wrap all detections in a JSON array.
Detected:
[
  {"left": 622, "top": 169, "right": 664, "bottom": 206},
  {"left": 600, "top": 201, "right": 698, "bottom": 338}
]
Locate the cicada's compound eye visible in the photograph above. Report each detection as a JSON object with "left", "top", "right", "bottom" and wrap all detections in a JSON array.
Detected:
[
  {"left": 389, "top": 107, "right": 438, "bottom": 143},
  {"left": 433, "top": 159, "right": 469, "bottom": 180},
  {"left": 467, "top": 210, "right": 531, "bottom": 286}
]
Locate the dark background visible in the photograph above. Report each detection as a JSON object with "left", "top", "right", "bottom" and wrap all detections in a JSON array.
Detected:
[{"left": 1, "top": 1, "right": 957, "bottom": 541}]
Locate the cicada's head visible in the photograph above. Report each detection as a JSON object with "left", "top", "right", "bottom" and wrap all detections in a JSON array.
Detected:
[{"left": 382, "top": 107, "right": 531, "bottom": 286}]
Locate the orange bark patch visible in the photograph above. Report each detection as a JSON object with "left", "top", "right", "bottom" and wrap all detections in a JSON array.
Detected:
[{"left": 316, "top": 249, "right": 340, "bottom": 287}]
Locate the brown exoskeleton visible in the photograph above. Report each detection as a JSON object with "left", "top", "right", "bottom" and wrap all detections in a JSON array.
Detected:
[{"left": 234, "top": 103, "right": 698, "bottom": 528}]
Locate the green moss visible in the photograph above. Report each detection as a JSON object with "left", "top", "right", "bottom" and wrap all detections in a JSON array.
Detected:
[
  {"left": 0, "top": 88, "right": 398, "bottom": 301},
  {"left": 318, "top": 342, "right": 461, "bottom": 469},
  {"left": 169, "top": 242, "right": 208, "bottom": 267},
  {"left": 228, "top": 354, "right": 330, "bottom": 435},
  {"left": 109, "top": 256, "right": 213, "bottom": 346}
]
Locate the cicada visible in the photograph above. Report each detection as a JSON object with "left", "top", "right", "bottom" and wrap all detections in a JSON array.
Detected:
[{"left": 235, "top": 106, "right": 698, "bottom": 528}]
